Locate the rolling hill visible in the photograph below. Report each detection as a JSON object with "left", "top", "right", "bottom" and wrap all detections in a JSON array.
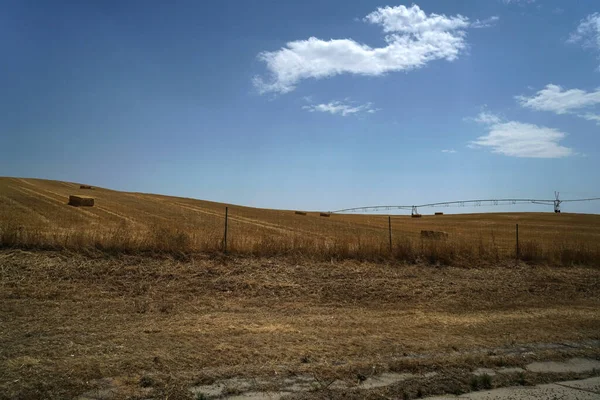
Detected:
[{"left": 1, "top": 177, "right": 599, "bottom": 261}]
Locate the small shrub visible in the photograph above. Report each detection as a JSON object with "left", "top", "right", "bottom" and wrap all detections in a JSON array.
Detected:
[
  {"left": 134, "top": 299, "right": 149, "bottom": 314},
  {"left": 470, "top": 376, "right": 479, "bottom": 390},
  {"left": 519, "top": 241, "right": 544, "bottom": 263},
  {"left": 222, "top": 386, "right": 242, "bottom": 396},
  {"left": 517, "top": 372, "right": 526, "bottom": 386},
  {"left": 470, "top": 374, "right": 492, "bottom": 391},
  {"left": 480, "top": 373, "right": 492, "bottom": 389},
  {"left": 139, "top": 375, "right": 154, "bottom": 387}
]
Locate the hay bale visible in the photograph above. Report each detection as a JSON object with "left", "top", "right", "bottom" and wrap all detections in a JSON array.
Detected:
[
  {"left": 80, "top": 185, "right": 93, "bottom": 189},
  {"left": 295, "top": 211, "right": 307, "bottom": 216},
  {"left": 421, "top": 230, "right": 448, "bottom": 240},
  {"left": 68, "top": 195, "right": 94, "bottom": 207},
  {"left": 435, "top": 212, "right": 443, "bottom": 216},
  {"left": 319, "top": 213, "right": 331, "bottom": 217}
]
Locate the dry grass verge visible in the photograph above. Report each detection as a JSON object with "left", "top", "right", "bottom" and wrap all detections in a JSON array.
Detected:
[
  {"left": 2, "top": 221, "right": 599, "bottom": 267},
  {"left": 1, "top": 250, "right": 599, "bottom": 399}
]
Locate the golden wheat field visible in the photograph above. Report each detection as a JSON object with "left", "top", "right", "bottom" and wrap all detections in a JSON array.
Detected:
[
  {"left": 2, "top": 177, "right": 600, "bottom": 264},
  {"left": 1, "top": 177, "right": 600, "bottom": 399}
]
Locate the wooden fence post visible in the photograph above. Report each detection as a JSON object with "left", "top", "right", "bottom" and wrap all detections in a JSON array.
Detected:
[
  {"left": 224, "top": 207, "right": 228, "bottom": 253},
  {"left": 388, "top": 216, "right": 392, "bottom": 253},
  {"left": 515, "top": 223, "right": 519, "bottom": 262}
]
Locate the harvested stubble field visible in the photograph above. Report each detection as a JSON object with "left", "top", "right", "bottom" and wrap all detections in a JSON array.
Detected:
[
  {"left": 0, "top": 177, "right": 600, "bottom": 399},
  {"left": 2, "top": 177, "right": 600, "bottom": 264}
]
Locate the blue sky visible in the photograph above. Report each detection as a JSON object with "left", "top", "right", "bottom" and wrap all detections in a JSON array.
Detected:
[{"left": 1, "top": 0, "right": 599, "bottom": 214}]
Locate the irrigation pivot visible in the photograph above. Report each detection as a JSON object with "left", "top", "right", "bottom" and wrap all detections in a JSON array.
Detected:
[{"left": 330, "top": 192, "right": 600, "bottom": 215}]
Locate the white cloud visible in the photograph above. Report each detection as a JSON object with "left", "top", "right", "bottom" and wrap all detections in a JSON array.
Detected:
[
  {"left": 580, "top": 113, "right": 600, "bottom": 123},
  {"left": 472, "top": 111, "right": 501, "bottom": 124},
  {"left": 472, "top": 16, "right": 500, "bottom": 29},
  {"left": 502, "top": 0, "right": 536, "bottom": 4},
  {"left": 363, "top": 5, "right": 469, "bottom": 33},
  {"left": 516, "top": 84, "right": 600, "bottom": 124},
  {"left": 254, "top": 5, "right": 495, "bottom": 94},
  {"left": 302, "top": 100, "right": 376, "bottom": 116},
  {"left": 469, "top": 112, "right": 573, "bottom": 158},
  {"left": 517, "top": 84, "right": 600, "bottom": 113},
  {"left": 568, "top": 13, "right": 600, "bottom": 67},
  {"left": 441, "top": 149, "right": 457, "bottom": 153}
]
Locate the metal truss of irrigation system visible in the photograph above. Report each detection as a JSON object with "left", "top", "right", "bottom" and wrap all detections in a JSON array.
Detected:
[{"left": 330, "top": 192, "right": 600, "bottom": 216}]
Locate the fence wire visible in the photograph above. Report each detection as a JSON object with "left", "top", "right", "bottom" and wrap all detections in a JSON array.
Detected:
[{"left": 219, "top": 208, "right": 600, "bottom": 263}]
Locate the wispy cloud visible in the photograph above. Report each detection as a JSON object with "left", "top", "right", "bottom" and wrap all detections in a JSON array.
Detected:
[
  {"left": 472, "top": 16, "right": 499, "bottom": 29},
  {"left": 468, "top": 112, "right": 573, "bottom": 158},
  {"left": 580, "top": 113, "right": 600, "bottom": 123},
  {"left": 516, "top": 84, "right": 600, "bottom": 124},
  {"left": 568, "top": 13, "right": 600, "bottom": 69},
  {"left": 471, "top": 111, "right": 502, "bottom": 124},
  {"left": 502, "top": 0, "right": 536, "bottom": 4},
  {"left": 302, "top": 100, "right": 376, "bottom": 117},
  {"left": 441, "top": 149, "right": 457, "bottom": 153},
  {"left": 254, "top": 4, "right": 496, "bottom": 94}
]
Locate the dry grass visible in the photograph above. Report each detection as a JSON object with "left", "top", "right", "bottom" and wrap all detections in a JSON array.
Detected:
[
  {"left": 1, "top": 178, "right": 599, "bottom": 398},
  {"left": 0, "top": 250, "right": 599, "bottom": 399},
  {"left": 1, "top": 177, "right": 600, "bottom": 266}
]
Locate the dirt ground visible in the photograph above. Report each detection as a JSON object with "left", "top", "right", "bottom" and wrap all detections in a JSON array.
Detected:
[{"left": 0, "top": 250, "right": 599, "bottom": 399}]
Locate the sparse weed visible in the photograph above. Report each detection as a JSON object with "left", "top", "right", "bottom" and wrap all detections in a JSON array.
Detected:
[
  {"left": 517, "top": 372, "right": 526, "bottom": 386},
  {"left": 471, "top": 374, "right": 493, "bottom": 391},
  {"left": 480, "top": 373, "right": 492, "bottom": 389},
  {"left": 222, "top": 386, "right": 242, "bottom": 396},
  {"left": 470, "top": 376, "right": 479, "bottom": 390},
  {"left": 139, "top": 375, "right": 154, "bottom": 388}
]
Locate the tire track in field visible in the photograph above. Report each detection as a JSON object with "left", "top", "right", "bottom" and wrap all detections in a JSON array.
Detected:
[
  {"left": 127, "top": 193, "right": 332, "bottom": 239},
  {"left": 0, "top": 195, "right": 50, "bottom": 223},
  {"left": 17, "top": 181, "right": 141, "bottom": 225},
  {"left": 58, "top": 181, "right": 79, "bottom": 189},
  {"left": 171, "top": 201, "right": 291, "bottom": 233},
  {"left": 11, "top": 185, "right": 100, "bottom": 220},
  {"left": 107, "top": 191, "right": 330, "bottom": 239},
  {"left": 76, "top": 194, "right": 161, "bottom": 226},
  {"left": 17, "top": 178, "right": 37, "bottom": 187},
  {"left": 118, "top": 192, "right": 206, "bottom": 223},
  {"left": 169, "top": 201, "right": 330, "bottom": 239},
  {"left": 93, "top": 205, "right": 138, "bottom": 224},
  {"left": 9, "top": 185, "right": 69, "bottom": 209}
]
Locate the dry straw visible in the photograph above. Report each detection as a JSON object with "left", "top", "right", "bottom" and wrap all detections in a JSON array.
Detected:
[{"left": 68, "top": 195, "right": 94, "bottom": 207}]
